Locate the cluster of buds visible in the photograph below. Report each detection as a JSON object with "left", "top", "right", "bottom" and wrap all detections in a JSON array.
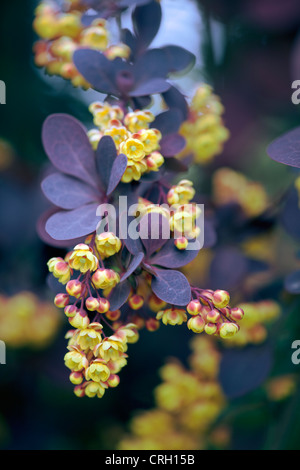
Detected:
[
  {"left": 178, "top": 84, "right": 230, "bottom": 165},
  {"left": 118, "top": 335, "right": 228, "bottom": 450},
  {"left": 33, "top": 1, "right": 130, "bottom": 88},
  {"left": 186, "top": 289, "right": 244, "bottom": 339},
  {"left": 222, "top": 300, "right": 281, "bottom": 347},
  {"left": 0, "top": 292, "right": 61, "bottom": 348},
  {"left": 155, "top": 288, "right": 244, "bottom": 339},
  {"left": 213, "top": 167, "right": 269, "bottom": 218},
  {"left": 64, "top": 321, "right": 138, "bottom": 398},
  {"left": 88, "top": 104, "right": 164, "bottom": 182}
]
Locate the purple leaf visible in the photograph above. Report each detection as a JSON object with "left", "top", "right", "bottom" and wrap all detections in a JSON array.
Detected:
[
  {"left": 37, "top": 207, "right": 84, "bottom": 248},
  {"left": 121, "top": 252, "right": 144, "bottom": 282},
  {"left": 132, "top": 1, "right": 162, "bottom": 49},
  {"left": 160, "top": 133, "right": 186, "bottom": 157},
  {"left": 280, "top": 188, "right": 300, "bottom": 239},
  {"left": 45, "top": 203, "right": 100, "bottom": 241},
  {"left": 42, "top": 114, "right": 98, "bottom": 187},
  {"left": 107, "top": 154, "right": 128, "bottom": 195},
  {"left": 150, "top": 238, "right": 200, "bottom": 268},
  {"left": 267, "top": 126, "right": 300, "bottom": 168},
  {"left": 73, "top": 49, "right": 122, "bottom": 95},
  {"left": 96, "top": 135, "right": 118, "bottom": 190},
  {"left": 162, "top": 85, "right": 189, "bottom": 120},
  {"left": 139, "top": 212, "right": 170, "bottom": 256},
  {"left": 219, "top": 343, "right": 273, "bottom": 399},
  {"left": 119, "top": 212, "right": 144, "bottom": 254},
  {"left": 151, "top": 109, "right": 184, "bottom": 136},
  {"left": 134, "top": 49, "right": 169, "bottom": 82},
  {"left": 161, "top": 45, "right": 195, "bottom": 73},
  {"left": 41, "top": 173, "right": 99, "bottom": 210},
  {"left": 130, "top": 78, "right": 170, "bottom": 97},
  {"left": 151, "top": 268, "right": 191, "bottom": 306},
  {"left": 108, "top": 280, "right": 131, "bottom": 310},
  {"left": 285, "top": 270, "right": 300, "bottom": 294}
]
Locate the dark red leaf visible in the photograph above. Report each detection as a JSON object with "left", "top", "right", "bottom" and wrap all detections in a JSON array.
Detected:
[
  {"left": 42, "top": 114, "right": 98, "bottom": 187},
  {"left": 160, "top": 133, "right": 186, "bottom": 157},
  {"left": 41, "top": 173, "right": 99, "bottom": 210},
  {"left": 130, "top": 78, "right": 170, "bottom": 97},
  {"left": 108, "top": 279, "right": 131, "bottom": 310},
  {"left": 121, "top": 252, "right": 144, "bottom": 282},
  {"left": 151, "top": 109, "right": 184, "bottom": 136},
  {"left": 150, "top": 238, "right": 200, "bottom": 268},
  {"left": 151, "top": 268, "right": 191, "bottom": 306},
  {"left": 45, "top": 203, "right": 100, "bottom": 241},
  {"left": 107, "top": 154, "right": 128, "bottom": 195},
  {"left": 96, "top": 135, "right": 118, "bottom": 190},
  {"left": 161, "top": 45, "right": 196, "bottom": 74},
  {"left": 132, "top": 0, "right": 162, "bottom": 49},
  {"left": 267, "top": 126, "right": 300, "bottom": 168}
]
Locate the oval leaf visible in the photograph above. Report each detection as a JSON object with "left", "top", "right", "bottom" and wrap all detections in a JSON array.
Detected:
[
  {"left": 45, "top": 203, "right": 100, "bottom": 241},
  {"left": 121, "top": 252, "right": 144, "bottom": 282},
  {"left": 151, "top": 268, "right": 191, "bottom": 306},
  {"left": 267, "top": 126, "right": 300, "bottom": 168},
  {"left": 139, "top": 212, "right": 170, "bottom": 256},
  {"left": 150, "top": 238, "right": 200, "bottom": 268},
  {"left": 132, "top": 0, "right": 162, "bottom": 49},
  {"left": 161, "top": 45, "right": 196, "bottom": 74},
  {"left": 107, "top": 153, "right": 128, "bottom": 195},
  {"left": 160, "top": 133, "right": 186, "bottom": 157},
  {"left": 41, "top": 173, "right": 98, "bottom": 210},
  {"left": 108, "top": 280, "right": 131, "bottom": 310},
  {"left": 96, "top": 135, "right": 118, "bottom": 190},
  {"left": 42, "top": 114, "right": 98, "bottom": 187}
]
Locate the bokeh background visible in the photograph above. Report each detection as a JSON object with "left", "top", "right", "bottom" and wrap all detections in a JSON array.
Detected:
[{"left": 1, "top": 0, "right": 300, "bottom": 450}]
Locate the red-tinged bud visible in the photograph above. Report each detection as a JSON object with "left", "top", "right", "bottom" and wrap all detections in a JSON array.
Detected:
[
  {"left": 200, "top": 290, "right": 214, "bottom": 305},
  {"left": 206, "top": 309, "right": 221, "bottom": 323},
  {"left": 145, "top": 318, "right": 160, "bottom": 332},
  {"left": 64, "top": 305, "right": 79, "bottom": 318},
  {"left": 66, "top": 279, "right": 83, "bottom": 299},
  {"left": 148, "top": 294, "right": 167, "bottom": 312},
  {"left": 69, "top": 310, "right": 90, "bottom": 329},
  {"left": 174, "top": 237, "right": 189, "bottom": 250},
  {"left": 229, "top": 307, "right": 244, "bottom": 322},
  {"left": 106, "top": 310, "right": 121, "bottom": 321},
  {"left": 69, "top": 371, "right": 83, "bottom": 385},
  {"left": 204, "top": 322, "right": 218, "bottom": 335},
  {"left": 74, "top": 384, "right": 85, "bottom": 398},
  {"left": 187, "top": 299, "right": 202, "bottom": 315},
  {"left": 54, "top": 293, "right": 69, "bottom": 308},
  {"left": 130, "top": 315, "right": 145, "bottom": 329},
  {"left": 96, "top": 298, "right": 110, "bottom": 314},
  {"left": 212, "top": 290, "right": 230, "bottom": 308},
  {"left": 107, "top": 374, "right": 120, "bottom": 388},
  {"left": 187, "top": 315, "right": 205, "bottom": 333},
  {"left": 128, "top": 295, "right": 144, "bottom": 310},
  {"left": 85, "top": 296, "right": 100, "bottom": 311},
  {"left": 219, "top": 322, "right": 239, "bottom": 339}
]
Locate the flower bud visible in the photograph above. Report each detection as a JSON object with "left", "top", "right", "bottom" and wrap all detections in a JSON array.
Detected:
[
  {"left": 187, "top": 300, "right": 202, "bottom": 316},
  {"left": 148, "top": 294, "right": 167, "bottom": 312},
  {"left": 187, "top": 315, "right": 205, "bottom": 333},
  {"left": 85, "top": 296, "right": 100, "bottom": 311},
  {"left": 106, "top": 310, "right": 121, "bottom": 321},
  {"left": 66, "top": 279, "right": 84, "bottom": 299},
  {"left": 128, "top": 295, "right": 144, "bottom": 310},
  {"left": 107, "top": 374, "right": 120, "bottom": 388},
  {"left": 204, "top": 322, "right": 218, "bottom": 335},
  {"left": 69, "top": 371, "right": 83, "bottom": 385},
  {"left": 206, "top": 309, "right": 221, "bottom": 323},
  {"left": 212, "top": 290, "right": 230, "bottom": 309},
  {"left": 174, "top": 237, "right": 189, "bottom": 250},
  {"left": 96, "top": 298, "right": 110, "bottom": 314},
  {"left": 229, "top": 307, "right": 244, "bottom": 322},
  {"left": 145, "top": 318, "right": 160, "bottom": 332},
  {"left": 74, "top": 384, "right": 85, "bottom": 398},
  {"left": 219, "top": 322, "right": 239, "bottom": 339},
  {"left": 69, "top": 310, "right": 90, "bottom": 329},
  {"left": 64, "top": 305, "right": 79, "bottom": 318},
  {"left": 54, "top": 293, "right": 70, "bottom": 308},
  {"left": 92, "top": 268, "right": 120, "bottom": 289}
]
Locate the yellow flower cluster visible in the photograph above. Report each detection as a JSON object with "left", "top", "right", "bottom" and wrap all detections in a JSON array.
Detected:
[
  {"left": 178, "top": 84, "right": 230, "bottom": 165},
  {"left": 0, "top": 292, "right": 61, "bottom": 348},
  {"left": 118, "top": 336, "right": 229, "bottom": 450},
  {"left": 223, "top": 300, "right": 281, "bottom": 347},
  {"left": 88, "top": 103, "right": 164, "bottom": 182},
  {"left": 33, "top": 1, "right": 130, "bottom": 88},
  {"left": 213, "top": 167, "right": 269, "bottom": 218},
  {"left": 64, "top": 321, "right": 138, "bottom": 398}
]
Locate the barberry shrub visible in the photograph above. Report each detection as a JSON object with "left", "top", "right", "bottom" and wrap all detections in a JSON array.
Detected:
[{"left": 35, "top": 0, "right": 244, "bottom": 398}]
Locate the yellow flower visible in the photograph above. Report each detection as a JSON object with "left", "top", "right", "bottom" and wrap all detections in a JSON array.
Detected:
[
  {"left": 90, "top": 102, "right": 124, "bottom": 129},
  {"left": 136, "top": 129, "right": 161, "bottom": 154},
  {"left": 76, "top": 323, "right": 103, "bottom": 351},
  {"left": 105, "top": 43, "right": 131, "bottom": 60},
  {"left": 95, "top": 232, "right": 122, "bottom": 258},
  {"left": 156, "top": 308, "right": 187, "bottom": 326},
  {"left": 121, "top": 159, "right": 148, "bottom": 182},
  {"left": 120, "top": 138, "right": 146, "bottom": 161},
  {"left": 84, "top": 381, "right": 107, "bottom": 398},
  {"left": 87, "top": 129, "right": 102, "bottom": 150},
  {"left": 85, "top": 360, "right": 111, "bottom": 383},
  {"left": 167, "top": 180, "right": 195, "bottom": 205},
  {"left": 91, "top": 268, "right": 120, "bottom": 289},
  {"left": 79, "top": 25, "right": 109, "bottom": 50},
  {"left": 104, "top": 124, "right": 129, "bottom": 148},
  {"left": 68, "top": 244, "right": 98, "bottom": 273},
  {"left": 47, "top": 257, "right": 71, "bottom": 284},
  {"left": 95, "top": 336, "right": 125, "bottom": 361},
  {"left": 124, "top": 110, "right": 155, "bottom": 133},
  {"left": 64, "top": 348, "right": 88, "bottom": 372}
]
